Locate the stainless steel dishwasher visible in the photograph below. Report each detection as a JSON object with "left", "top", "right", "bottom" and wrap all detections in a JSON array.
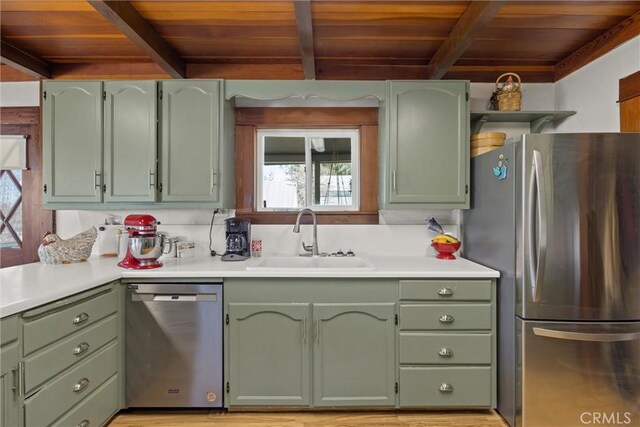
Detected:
[{"left": 126, "top": 283, "right": 223, "bottom": 407}]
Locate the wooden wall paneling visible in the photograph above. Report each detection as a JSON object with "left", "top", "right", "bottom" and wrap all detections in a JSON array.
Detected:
[
  {"left": 619, "top": 69, "right": 640, "bottom": 101},
  {"left": 88, "top": 0, "right": 186, "bottom": 78},
  {"left": 555, "top": 10, "right": 640, "bottom": 80},
  {"left": 0, "top": 107, "right": 54, "bottom": 267},
  {"left": 0, "top": 39, "right": 51, "bottom": 79},
  {"left": 234, "top": 108, "right": 379, "bottom": 224},
  {"left": 0, "top": 64, "right": 39, "bottom": 82},
  {"left": 619, "top": 70, "right": 640, "bottom": 131},
  {"left": 51, "top": 62, "right": 170, "bottom": 80},
  {"left": 427, "top": 1, "right": 506, "bottom": 79},
  {"left": 293, "top": 0, "right": 316, "bottom": 80}
]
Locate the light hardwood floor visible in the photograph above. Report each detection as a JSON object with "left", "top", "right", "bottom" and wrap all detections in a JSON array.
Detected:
[{"left": 109, "top": 410, "right": 509, "bottom": 427}]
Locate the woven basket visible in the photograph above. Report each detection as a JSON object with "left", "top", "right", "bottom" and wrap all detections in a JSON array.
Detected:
[
  {"left": 471, "top": 132, "right": 506, "bottom": 157},
  {"left": 496, "top": 73, "right": 522, "bottom": 111}
]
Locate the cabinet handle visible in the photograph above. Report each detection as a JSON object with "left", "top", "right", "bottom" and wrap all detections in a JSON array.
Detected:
[
  {"left": 439, "top": 314, "right": 454, "bottom": 324},
  {"left": 73, "top": 342, "right": 90, "bottom": 356},
  {"left": 302, "top": 316, "right": 306, "bottom": 343},
  {"left": 438, "top": 383, "right": 454, "bottom": 393},
  {"left": 438, "top": 347, "right": 453, "bottom": 357},
  {"left": 73, "top": 378, "right": 90, "bottom": 393},
  {"left": 11, "top": 362, "right": 23, "bottom": 396},
  {"left": 77, "top": 420, "right": 90, "bottom": 427},
  {"left": 437, "top": 287, "right": 454, "bottom": 296},
  {"left": 315, "top": 319, "right": 320, "bottom": 344},
  {"left": 148, "top": 170, "right": 155, "bottom": 188},
  {"left": 93, "top": 170, "right": 101, "bottom": 189},
  {"left": 391, "top": 170, "right": 397, "bottom": 193},
  {"left": 72, "top": 312, "right": 90, "bottom": 325},
  {"left": 210, "top": 169, "right": 216, "bottom": 190}
]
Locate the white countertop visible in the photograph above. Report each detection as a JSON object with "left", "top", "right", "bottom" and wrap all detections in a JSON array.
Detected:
[{"left": 1, "top": 254, "right": 498, "bottom": 318}]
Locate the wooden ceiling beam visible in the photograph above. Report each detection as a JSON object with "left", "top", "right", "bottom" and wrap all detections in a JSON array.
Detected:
[
  {"left": 554, "top": 10, "right": 640, "bottom": 81},
  {"left": 427, "top": 1, "right": 506, "bottom": 79},
  {"left": 294, "top": 0, "right": 316, "bottom": 80},
  {"left": 1, "top": 39, "right": 51, "bottom": 79},
  {"left": 88, "top": 0, "right": 186, "bottom": 78}
]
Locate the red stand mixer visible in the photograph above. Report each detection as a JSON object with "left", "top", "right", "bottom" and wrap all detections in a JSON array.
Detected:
[{"left": 118, "top": 214, "right": 164, "bottom": 269}]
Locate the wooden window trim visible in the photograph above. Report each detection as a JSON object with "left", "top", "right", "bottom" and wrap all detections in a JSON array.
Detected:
[{"left": 235, "top": 107, "right": 378, "bottom": 224}]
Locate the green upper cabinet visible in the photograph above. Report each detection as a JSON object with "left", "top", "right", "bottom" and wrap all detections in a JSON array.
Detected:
[
  {"left": 383, "top": 80, "right": 470, "bottom": 209},
  {"left": 160, "top": 80, "right": 221, "bottom": 203},
  {"left": 43, "top": 81, "right": 103, "bottom": 203},
  {"left": 313, "top": 303, "right": 396, "bottom": 407},
  {"left": 227, "top": 303, "right": 311, "bottom": 406},
  {"left": 104, "top": 81, "right": 157, "bottom": 202}
]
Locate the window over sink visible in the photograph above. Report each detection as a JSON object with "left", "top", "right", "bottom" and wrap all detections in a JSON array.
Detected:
[{"left": 256, "top": 129, "right": 359, "bottom": 212}]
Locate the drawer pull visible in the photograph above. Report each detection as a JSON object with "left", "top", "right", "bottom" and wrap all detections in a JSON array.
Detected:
[
  {"left": 439, "top": 383, "right": 454, "bottom": 393},
  {"left": 438, "top": 347, "right": 453, "bottom": 357},
  {"left": 438, "top": 287, "right": 454, "bottom": 296},
  {"left": 72, "top": 312, "right": 90, "bottom": 325},
  {"left": 73, "top": 378, "right": 90, "bottom": 393},
  {"left": 73, "top": 342, "right": 90, "bottom": 356},
  {"left": 77, "top": 420, "right": 90, "bottom": 427},
  {"left": 439, "top": 314, "right": 455, "bottom": 323}
]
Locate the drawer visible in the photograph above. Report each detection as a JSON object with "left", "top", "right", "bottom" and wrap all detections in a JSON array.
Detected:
[
  {"left": 24, "top": 341, "right": 118, "bottom": 427},
  {"left": 400, "top": 280, "right": 492, "bottom": 301},
  {"left": 51, "top": 374, "right": 119, "bottom": 427},
  {"left": 23, "top": 288, "right": 117, "bottom": 356},
  {"left": 399, "top": 366, "right": 492, "bottom": 407},
  {"left": 24, "top": 314, "right": 118, "bottom": 393},
  {"left": 399, "top": 333, "right": 492, "bottom": 365},
  {"left": 400, "top": 304, "right": 491, "bottom": 331},
  {"left": 1, "top": 315, "right": 18, "bottom": 346}
]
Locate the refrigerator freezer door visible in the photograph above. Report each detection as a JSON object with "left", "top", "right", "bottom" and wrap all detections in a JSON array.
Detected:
[
  {"left": 520, "top": 133, "right": 640, "bottom": 320},
  {"left": 519, "top": 319, "right": 640, "bottom": 427}
]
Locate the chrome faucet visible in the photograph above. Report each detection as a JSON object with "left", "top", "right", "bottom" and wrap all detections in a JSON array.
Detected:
[{"left": 293, "top": 208, "right": 319, "bottom": 256}]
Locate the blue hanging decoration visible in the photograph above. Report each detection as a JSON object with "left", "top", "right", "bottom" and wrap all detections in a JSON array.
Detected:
[{"left": 492, "top": 154, "right": 508, "bottom": 181}]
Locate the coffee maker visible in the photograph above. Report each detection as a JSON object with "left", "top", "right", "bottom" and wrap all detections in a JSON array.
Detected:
[
  {"left": 118, "top": 214, "right": 164, "bottom": 269},
  {"left": 221, "top": 218, "right": 251, "bottom": 261}
]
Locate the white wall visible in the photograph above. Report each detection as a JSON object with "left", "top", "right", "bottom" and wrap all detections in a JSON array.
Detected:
[
  {"left": 0, "top": 81, "right": 39, "bottom": 107},
  {"left": 554, "top": 36, "right": 640, "bottom": 132}
]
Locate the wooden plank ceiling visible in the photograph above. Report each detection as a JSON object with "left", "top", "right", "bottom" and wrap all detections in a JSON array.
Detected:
[{"left": 1, "top": 1, "right": 639, "bottom": 82}]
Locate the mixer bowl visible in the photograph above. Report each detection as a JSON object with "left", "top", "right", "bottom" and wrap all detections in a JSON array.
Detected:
[{"left": 128, "top": 236, "right": 165, "bottom": 261}]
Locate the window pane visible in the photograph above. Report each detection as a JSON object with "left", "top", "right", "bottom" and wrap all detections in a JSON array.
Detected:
[
  {"left": 262, "top": 136, "right": 306, "bottom": 209},
  {"left": 311, "top": 138, "right": 353, "bottom": 207},
  {"left": 0, "top": 170, "right": 23, "bottom": 248}
]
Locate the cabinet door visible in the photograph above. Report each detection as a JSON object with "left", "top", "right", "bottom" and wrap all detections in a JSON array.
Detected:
[
  {"left": 160, "top": 80, "right": 220, "bottom": 202},
  {"left": 0, "top": 343, "right": 20, "bottom": 427},
  {"left": 228, "top": 303, "right": 311, "bottom": 406},
  {"left": 313, "top": 303, "right": 396, "bottom": 407},
  {"left": 43, "top": 81, "right": 103, "bottom": 203},
  {"left": 104, "top": 81, "right": 157, "bottom": 202},
  {"left": 388, "top": 81, "right": 468, "bottom": 206}
]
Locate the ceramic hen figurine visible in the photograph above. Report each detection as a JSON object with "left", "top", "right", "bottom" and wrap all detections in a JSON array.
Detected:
[{"left": 38, "top": 226, "right": 97, "bottom": 264}]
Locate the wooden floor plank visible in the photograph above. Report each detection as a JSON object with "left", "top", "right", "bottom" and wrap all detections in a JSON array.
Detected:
[{"left": 109, "top": 410, "right": 508, "bottom": 427}]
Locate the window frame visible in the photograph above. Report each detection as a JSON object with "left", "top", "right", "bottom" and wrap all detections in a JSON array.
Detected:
[{"left": 256, "top": 128, "right": 360, "bottom": 212}]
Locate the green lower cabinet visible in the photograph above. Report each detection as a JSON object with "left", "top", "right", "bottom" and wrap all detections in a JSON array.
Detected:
[
  {"left": 0, "top": 341, "right": 20, "bottom": 427},
  {"left": 228, "top": 303, "right": 311, "bottom": 406},
  {"left": 313, "top": 304, "right": 396, "bottom": 407}
]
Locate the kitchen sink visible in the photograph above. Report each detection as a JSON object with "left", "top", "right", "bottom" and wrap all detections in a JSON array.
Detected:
[{"left": 247, "top": 256, "right": 376, "bottom": 271}]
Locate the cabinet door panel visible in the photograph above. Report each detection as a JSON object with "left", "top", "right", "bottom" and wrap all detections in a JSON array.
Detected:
[
  {"left": 228, "top": 303, "right": 311, "bottom": 406},
  {"left": 0, "top": 342, "right": 19, "bottom": 427},
  {"left": 160, "top": 80, "right": 220, "bottom": 202},
  {"left": 104, "top": 81, "right": 157, "bottom": 202},
  {"left": 313, "top": 303, "right": 396, "bottom": 407},
  {"left": 388, "top": 81, "right": 468, "bottom": 206},
  {"left": 43, "top": 81, "right": 103, "bottom": 203}
]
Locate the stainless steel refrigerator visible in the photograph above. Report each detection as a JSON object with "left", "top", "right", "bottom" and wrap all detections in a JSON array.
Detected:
[{"left": 464, "top": 133, "right": 640, "bottom": 427}]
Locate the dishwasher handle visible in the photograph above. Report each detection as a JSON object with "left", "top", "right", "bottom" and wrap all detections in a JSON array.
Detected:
[{"left": 131, "top": 293, "right": 217, "bottom": 302}]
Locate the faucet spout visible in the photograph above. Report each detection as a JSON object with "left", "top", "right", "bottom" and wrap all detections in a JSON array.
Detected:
[{"left": 293, "top": 208, "right": 319, "bottom": 256}]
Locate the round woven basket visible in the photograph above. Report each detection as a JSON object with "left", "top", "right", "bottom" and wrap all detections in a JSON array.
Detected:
[
  {"left": 496, "top": 73, "right": 522, "bottom": 111},
  {"left": 471, "top": 132, "right": 506, "bottom": 157}
]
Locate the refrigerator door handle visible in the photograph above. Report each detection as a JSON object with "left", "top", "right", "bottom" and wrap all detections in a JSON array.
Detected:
[
  {"left": 528, "top": 150, "right": 548, "bottom": 302},
  {"left": 533, "top": 327, "right": 640, "bottom": 342}
]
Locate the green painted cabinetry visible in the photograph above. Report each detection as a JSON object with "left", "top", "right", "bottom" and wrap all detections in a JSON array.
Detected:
[
  {"left": 43, "top": 81, "right": 104, "bottom": 204},
  {"left": 383, "top": 80, "right": 470, "bottom": 209},
  {"left": 0, "top": 316, "right": 20, "bottom": 427},
  {"left": 227, "top": 303, "right": 311, "bottom": 406},
  {"left": 313, "top": 303, "right": 396, "bottom": 407},
  {"left": 104, "top": 81, "right": 158, "bottom": 202},
  {"left": 160, "top": 80, "right": 221, "bottom": 203}
]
